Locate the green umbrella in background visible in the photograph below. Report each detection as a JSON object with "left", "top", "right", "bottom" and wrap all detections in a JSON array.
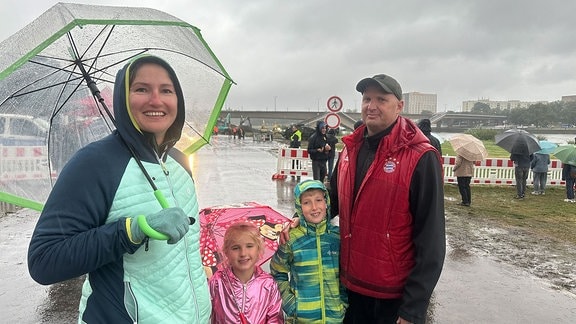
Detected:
[
  {"left": 0, "top": 2, "right": 234, "bottom": 210},
  {"left": 552, "top": 145, "right": 576, "bottom": 166}
]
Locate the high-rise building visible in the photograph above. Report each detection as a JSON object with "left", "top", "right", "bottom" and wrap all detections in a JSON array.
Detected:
[
  {"left": 403, "top": 92, "right": 437, "bottom": 114},
  {"left": 461, "top": 99, "right": 548, "bottom": 112}
]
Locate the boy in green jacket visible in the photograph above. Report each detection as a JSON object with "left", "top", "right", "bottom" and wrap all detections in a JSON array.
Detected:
[{"left": 270, "top": 180, "right": 347, "bottom": 323}]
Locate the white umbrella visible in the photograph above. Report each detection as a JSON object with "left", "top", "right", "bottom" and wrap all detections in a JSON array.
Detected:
[{"left": 449, "top": 134, "right": 488, "bottom": 161}]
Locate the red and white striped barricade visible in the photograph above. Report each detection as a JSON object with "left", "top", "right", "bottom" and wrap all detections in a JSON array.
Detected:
[
  {"left": 272, "top": 147, "right": 311, "bottom": 180},
  {"left": 442, "top": 156, "right": 566, "bottom": 186},
  {"left": 0, "top": 145, "right": 53, "bottom": 182}
]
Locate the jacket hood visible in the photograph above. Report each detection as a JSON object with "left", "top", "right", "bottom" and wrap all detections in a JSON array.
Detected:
[
  {"left": 294, "top": 180, "right": 331, "bottom": 223},
  {"left": 417, "top": 119, "right": 432, "bottom": 134},
  {"left": 113, "top": 55, "right": 185, "bottom": 161},
  {"left": 315, "top": 121, "right": 327, "bottom": 133}
]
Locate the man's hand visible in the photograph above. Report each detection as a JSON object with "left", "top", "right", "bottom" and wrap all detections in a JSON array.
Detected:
[{"left": 279, "top": 217, "right": 300, "bottom": 245}]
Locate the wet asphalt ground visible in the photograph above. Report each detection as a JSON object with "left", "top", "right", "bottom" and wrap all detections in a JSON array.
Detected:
[{"left": 1, "top": 135, "right": 575, "bottom": 323}]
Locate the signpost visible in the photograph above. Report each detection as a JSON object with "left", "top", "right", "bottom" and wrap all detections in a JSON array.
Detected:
[
  {"left": 325, "top": 95, "right": 343, "bottom": 128},
  {"left": 327, "top": 95, "right": 343, "bottom": 112}
]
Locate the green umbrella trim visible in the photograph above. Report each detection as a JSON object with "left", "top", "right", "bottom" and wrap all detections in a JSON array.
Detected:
[{"left": 0, "top": 191, "right": 44, "bottom": 211}]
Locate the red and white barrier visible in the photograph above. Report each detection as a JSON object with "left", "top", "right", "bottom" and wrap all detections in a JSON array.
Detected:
[
  {"left": 0, "top": 145, "right": 52, "bottom": 181},
  {"left": 442, "top": 156, "right": 567, "bottom": 186},
  {"left": 272, "top": 152, "right": 569, "bottom": 186},
  {"left": 272, "top": 147, "right": 311, "bottom": 179}
]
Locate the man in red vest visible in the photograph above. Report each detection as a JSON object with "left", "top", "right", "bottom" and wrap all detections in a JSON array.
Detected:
[{"left": 331, "top": 74, "right": 445, "bottom": 324}]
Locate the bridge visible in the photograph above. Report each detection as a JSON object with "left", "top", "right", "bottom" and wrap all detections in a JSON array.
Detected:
[{"left": 219, "top": 110, "right": 508, "bottom": 130}]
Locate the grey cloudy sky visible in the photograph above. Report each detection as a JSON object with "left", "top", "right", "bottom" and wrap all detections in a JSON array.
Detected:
[{"left": 2, "top": 0, "right": 576, "bottom": 112}]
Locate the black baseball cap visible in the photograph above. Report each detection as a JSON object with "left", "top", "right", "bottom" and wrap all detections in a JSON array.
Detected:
[{"left": 356, "top": 74, "right": 402, "bottom": 100}]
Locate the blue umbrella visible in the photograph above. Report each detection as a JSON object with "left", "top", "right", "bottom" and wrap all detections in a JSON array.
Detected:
[{"left": 536, "top": 140, "right": 558, "bottom": 154}]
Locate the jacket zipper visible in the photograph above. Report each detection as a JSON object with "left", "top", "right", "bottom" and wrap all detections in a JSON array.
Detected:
[
  {"left": 156, "top": 152, "right": 200, "bottom": 322},
  {"left": 316, "top": 231, "right": 326, "bottom": 322}
]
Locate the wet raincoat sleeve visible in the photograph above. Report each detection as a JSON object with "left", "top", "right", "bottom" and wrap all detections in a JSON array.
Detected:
[
  {"left": 400, "top": 151, "right": 446, "bottom": 323},
  {"left": 28, "top": 140, "right": 139, "bottom": 284},
  {"left": 270, "top": 241, "right": 297, "bottom": 316}
]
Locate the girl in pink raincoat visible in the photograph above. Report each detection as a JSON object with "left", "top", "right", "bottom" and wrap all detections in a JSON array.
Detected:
[{"left": 209, "top": 222, "right": 284, "bottom": 323}]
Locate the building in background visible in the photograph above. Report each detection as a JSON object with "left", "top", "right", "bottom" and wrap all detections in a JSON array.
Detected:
[
  {"left": 403, "top": 92, "right": 437, "bottom": 114},
  {"left": 461, "top": 98, "right": 548, "bottom": 112},
  {"left": 561, "top": 95, "right": 576, "bottom": 103}
]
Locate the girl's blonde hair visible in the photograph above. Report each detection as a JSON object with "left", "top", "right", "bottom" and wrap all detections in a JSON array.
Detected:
[{"left": 223, "top": 222, "right": 264, "bottom": 259}]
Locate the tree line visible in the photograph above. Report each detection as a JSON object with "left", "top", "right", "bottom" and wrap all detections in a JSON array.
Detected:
[{"left": 468, "top": 101, "right": 576, "bottom": 127}]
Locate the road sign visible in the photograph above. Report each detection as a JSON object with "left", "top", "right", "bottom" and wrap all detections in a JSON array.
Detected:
[
  {"left": 327, "top": 96, "right": 343, "bottom": 112},
  {"left": 325, "top": 113, "right": 341, "bottom": 128}
]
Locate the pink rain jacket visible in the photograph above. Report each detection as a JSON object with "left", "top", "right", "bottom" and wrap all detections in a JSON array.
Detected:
[{"left": 209, "top": 266, "right": 284, "bottom": 324}]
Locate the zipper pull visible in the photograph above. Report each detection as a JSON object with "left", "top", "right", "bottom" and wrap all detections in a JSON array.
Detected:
[{"left": 160, "top": 160, "right": 169, "bottom": 176}]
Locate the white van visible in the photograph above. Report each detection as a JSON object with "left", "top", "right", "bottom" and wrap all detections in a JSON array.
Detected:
[{"left": 0, "top": 114, "right": 48, "bottom": 146}]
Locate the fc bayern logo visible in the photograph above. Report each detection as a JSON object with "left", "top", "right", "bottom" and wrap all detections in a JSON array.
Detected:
[{"left": 384, "top": 160, "right": 396, "bottom": 173}]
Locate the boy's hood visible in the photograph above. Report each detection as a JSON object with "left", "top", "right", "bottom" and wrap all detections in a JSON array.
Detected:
[{"left": 294, "top": 180, "right": 331, "bottom": 227}]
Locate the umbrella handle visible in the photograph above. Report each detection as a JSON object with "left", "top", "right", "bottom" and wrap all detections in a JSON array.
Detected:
[
  {"left": 137, "top": 190, "right": 171, "bottom": 240},
  {"left": 155, "top": 190, "right": 170, "bottom": 209},
  {"left": 137, "top": 214, "right": 169, "bottom": 240},
  {"left": 137, "top": 190, "right": 196, "bottom": 240}
]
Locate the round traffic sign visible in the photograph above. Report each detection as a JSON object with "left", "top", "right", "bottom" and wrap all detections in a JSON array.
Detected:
[
  {"left": 325, "top": 113, "right": 341, "bottom": 128},
  {"left": 327, "top": 96, "right": 343, "bottom": 112}
]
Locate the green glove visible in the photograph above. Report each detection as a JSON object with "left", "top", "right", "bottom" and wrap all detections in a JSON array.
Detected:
[{"left": 129, "top": 207, "right": 190, "bottom": 244}]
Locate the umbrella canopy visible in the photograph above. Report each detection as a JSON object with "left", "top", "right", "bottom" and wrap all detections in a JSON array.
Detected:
[
  {"left": 536, "top": 140, "right": 558, "bottom": 154},
  {"left": 495, "top": 129, "right": 540, "bottom": 154},
  {"left": 552, "top": 145, "right": 576, "bottom": 166},
  {"left": 199, "top": 202, "right": 291, "bottom": 278},
  {"left": 0, "top": 3, "right": 234, "bottom": 209},
  {"left": 449, "top": 133, "right": 488, "bottom": 161}
]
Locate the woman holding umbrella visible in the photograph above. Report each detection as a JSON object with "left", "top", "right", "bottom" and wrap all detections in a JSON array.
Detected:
[
  {"left": 28, "top": 56, "right": 211, "bottom": 323},
  {"left": 453, "top": 155, "right": 475, "bottom": 206}
]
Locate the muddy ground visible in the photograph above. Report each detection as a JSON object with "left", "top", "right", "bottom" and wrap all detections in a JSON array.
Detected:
[{"left": 443, "top": 199, "right": 576, "bottom": 296}]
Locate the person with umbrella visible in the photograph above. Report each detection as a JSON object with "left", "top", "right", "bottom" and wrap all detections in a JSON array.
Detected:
[
  {"left": 530, "top": 152, "right": 550, "bottom": 195},
  {"left": 453, "top": 154, "right": 475, "bottom": 206},
  {"left": 510, "top": 143, "right": 531, "bottom": 199},
  {"left": 561, "top": 163, "right": 576, "bottom": 203},
  {"left": 28, "top": 56, "right": 211, "bottom": 323}
]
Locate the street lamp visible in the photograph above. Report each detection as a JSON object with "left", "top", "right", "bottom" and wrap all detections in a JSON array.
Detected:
[{"left": 274, "top": 96, "right": 277, "bottom": 112}]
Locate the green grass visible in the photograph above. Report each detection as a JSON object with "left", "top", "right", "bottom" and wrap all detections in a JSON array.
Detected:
[{"left": 444, "top": 184, "right": 576, "bottom": 245}]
